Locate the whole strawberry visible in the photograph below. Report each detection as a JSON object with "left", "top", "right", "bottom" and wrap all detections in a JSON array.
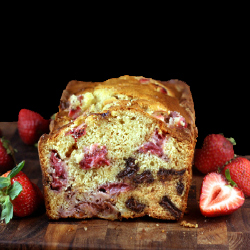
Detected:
[
  {"left": 194, "top": 134, "right": 235, "bottom": 174},
  {"left": 0, "top": 161, "right": 44, "bottom": 223},
  {"left": 18, "top": 109, "right": 50, "bottom": 145},
  {"left": 222, "top": 157, "right": 250, "bottom": 197},
  {"left": 0, "top": 137, "right": 16, "bottom": 174}
]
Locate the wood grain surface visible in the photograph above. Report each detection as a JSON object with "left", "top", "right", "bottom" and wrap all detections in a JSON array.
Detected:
[{"left": 0, "top": 122, "right": 249, "bottom": 250}]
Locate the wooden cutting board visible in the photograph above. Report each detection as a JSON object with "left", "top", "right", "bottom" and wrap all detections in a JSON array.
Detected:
[{"left": 0, "top": 122, "right": 249, "bottom": 250}]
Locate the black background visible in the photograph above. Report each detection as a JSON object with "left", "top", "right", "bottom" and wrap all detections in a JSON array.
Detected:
[
  {"left": 1, "top": 14, "right": 248, "bottom": 156},
  {"left": 2, "top": 58, "right": 247, "bottom": 155}
]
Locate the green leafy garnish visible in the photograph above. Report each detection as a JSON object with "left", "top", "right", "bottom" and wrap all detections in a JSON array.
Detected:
[
  {"left": 9, "top": 181, "right": 22, "bottom": 200},
  {"left": 1, "top": 196, "right": 13, "bottom": 224},
  {"left": 0, "top": 177, "right": 11, "bottom": 189},
  {"left": 8, "top": 161, "right": 25, "bottom": 179}
]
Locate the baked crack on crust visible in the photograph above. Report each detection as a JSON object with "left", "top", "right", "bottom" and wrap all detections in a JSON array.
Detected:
[{"left": 38, "top": 75, "right": 197, "bottom": 220}]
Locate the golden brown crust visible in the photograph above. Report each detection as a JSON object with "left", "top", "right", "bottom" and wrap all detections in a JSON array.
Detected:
[{"left": 53, "top": 76, "right": 197, "bottom": 142}]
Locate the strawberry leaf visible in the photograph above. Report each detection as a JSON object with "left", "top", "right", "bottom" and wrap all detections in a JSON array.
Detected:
[
  {"left": 226, "top": 137, "right": 236, "bottom": 146},
  {"left": 0, "top": 196, "right": 13, "bottom": 224},
  {"left": 51, "top": 113, "right": 56, "bottom": 120},
  {"left": 8, "top": 161, "right": 25, "bottom": 179},
  {"left": 0, "top": 137, "right": 12, "bottom": 154},
  {"left": 9, "top": 181, "right": 22, "bottom": 200},
  {"left": 0, "top": 177, "right": 11, "bottom": 189},
  {"left": 225, "top": 169, "right": 237, "bottom": 187}
]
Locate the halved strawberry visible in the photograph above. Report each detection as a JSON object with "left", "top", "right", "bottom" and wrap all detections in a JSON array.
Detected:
[{"left": 199, "top": 172, "right": 244, "bottom": 217}]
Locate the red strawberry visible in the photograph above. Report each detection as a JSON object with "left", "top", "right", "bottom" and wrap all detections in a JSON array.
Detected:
[
  {"left": 199, "top": 172, "right": 244, "bottom": 217},
  {"left": 0, "top": 137, "right": 16, "bottom": 174},
  {"left": 194, "top": 134, "right": 235, "bottom": 174},
  {"left": 18, "top": 109, "right": 50, "bottom": 145},
  {"left": 0, "top": 161, "right": 44, "bottom": 223},
  {"left": 222, "top": 157, "right": 250, "bottom": 197},
  {"left": 31, "top": 182, "right": 44, "bottom": 210}
]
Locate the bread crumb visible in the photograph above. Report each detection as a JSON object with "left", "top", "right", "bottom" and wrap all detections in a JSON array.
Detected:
[
  {"left": 68, "top": 226, "right": 75, "bottom": 232},
  {"left": 156, "top": 224, "right": 159, "bottom": 227},
  {"left": 162, "top": 230, "right": 165, "bottom": 233},
  {"left": 84, "top": 226, "right": 88, "bottom": 231},
  {"left": 180, "top": 220, "right": 198, "bottom": 228}
]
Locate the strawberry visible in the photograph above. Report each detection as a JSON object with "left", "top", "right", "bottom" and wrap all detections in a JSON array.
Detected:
[
  {"left": 0, "top": 161, "right": 44, "bottom": 223},
  {"left": 18, "top": 109, "right": 50, "bottom": 145},
  {"left": 0, "top": 137, "right": 16, "bottom": 174},
  {"left": 194, "top": 134, "right": 235, "bottom": 174},
  {"left": 221, "top": 157, "right": 250, "bottom": 197},
  {"left": 199, "top": 172, "right": 245, "bottom": 217},
  {"left": 31, "top": 182, "right": 44, "bottom": 210}
]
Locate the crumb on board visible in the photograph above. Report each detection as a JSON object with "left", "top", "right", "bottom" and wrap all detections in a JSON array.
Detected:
[
  {"left": 68, "top": 226, "right": 75, "bottom": 232},
  {"left": 84, "top": 226, "right": 88, "bottom": 231},
  {"left": 180, "top": 220, "right": 198, "bottom": 228}
]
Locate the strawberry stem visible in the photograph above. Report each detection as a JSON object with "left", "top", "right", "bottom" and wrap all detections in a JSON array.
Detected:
[{"left": 225, "top": 169, "right": 237, "bottom": 187}]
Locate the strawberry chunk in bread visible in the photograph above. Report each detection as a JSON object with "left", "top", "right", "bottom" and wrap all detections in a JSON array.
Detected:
[
  {"left": 38, "top": 76, "right": 197, "bottom": 220},
  {"left": 79, "top": 144, "right": 110, "bottom": 169}
]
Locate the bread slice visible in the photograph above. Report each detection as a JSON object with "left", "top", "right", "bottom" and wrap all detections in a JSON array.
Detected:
[{"left": 38, "top": 75, "right": 197, "bottom": 220}]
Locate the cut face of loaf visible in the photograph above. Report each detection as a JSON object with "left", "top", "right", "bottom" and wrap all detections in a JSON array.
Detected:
[{"left": 38, "top": 76, "right": 197, "bottom": 220}]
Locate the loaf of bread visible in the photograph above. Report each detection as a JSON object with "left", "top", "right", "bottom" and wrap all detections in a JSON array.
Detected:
[{"left": 38, "top": 75, "right": 197, "bottom": 220}]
